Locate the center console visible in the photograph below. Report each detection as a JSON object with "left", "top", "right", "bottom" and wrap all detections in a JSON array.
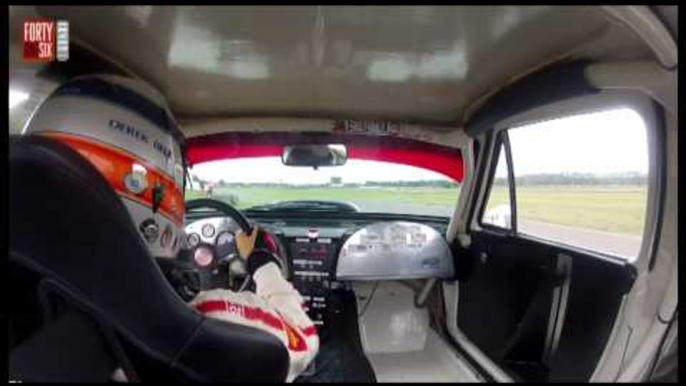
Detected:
[{"left": 285, "top": 233, "right": 339, "bottom": 335}]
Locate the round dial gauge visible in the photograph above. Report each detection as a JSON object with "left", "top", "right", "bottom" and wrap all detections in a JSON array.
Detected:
[
  {"left": 201, "top": 223, "right": 215, "bottom": 238},
  {"left": 187, "top": 233, "right": 201, "bottom": 248},
  {"left": 216, "top": 231, "right": 235, "bottom": 246},
  {"left": 194, "top": 246, "right": 214, "bottom": 267}
]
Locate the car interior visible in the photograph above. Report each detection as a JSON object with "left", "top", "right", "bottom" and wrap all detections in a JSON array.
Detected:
[{"left": 8, "top": 5, "right": 678, "bottom": 383}]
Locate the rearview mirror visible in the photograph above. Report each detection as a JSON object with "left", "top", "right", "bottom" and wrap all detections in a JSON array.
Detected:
[{"left": 282, "top": 144, "right": 347, "bottom": 168}]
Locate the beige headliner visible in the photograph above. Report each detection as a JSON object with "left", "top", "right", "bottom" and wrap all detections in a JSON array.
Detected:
[{"left": 10, "top": 6, "right": 662, "bottom": 133}]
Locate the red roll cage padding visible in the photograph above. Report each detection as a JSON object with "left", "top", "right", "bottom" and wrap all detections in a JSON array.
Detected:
[{"left": 186, "top": 132, "right": 464, "bottom": 182}]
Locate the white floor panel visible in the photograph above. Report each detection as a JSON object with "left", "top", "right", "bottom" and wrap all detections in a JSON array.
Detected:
[
  {"left": 366, "top": 330, "right": 482, "bottom": 382},
  {"left": 356, "top": 281, "right": 429, "bottom": 354},
  {"left": 353, "top": 281, "right": 483, "bottom": 382}
]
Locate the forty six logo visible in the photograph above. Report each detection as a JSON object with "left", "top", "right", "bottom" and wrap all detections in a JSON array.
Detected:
[{"left": 23, "top": 19, "right": 69, "bottom": 62}]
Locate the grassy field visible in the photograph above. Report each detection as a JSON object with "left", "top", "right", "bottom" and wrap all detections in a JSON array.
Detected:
[
  {"left": 482, "top": 187, "right": 646, "bottom": 235},
  {"left": 186, "top": 187, "right": 461, "bottom": 208},
  {"left": 186, "top": 186, "right": 647, "bottom": 236}
]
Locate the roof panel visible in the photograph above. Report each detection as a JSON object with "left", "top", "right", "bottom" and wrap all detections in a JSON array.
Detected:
[{"left": 26, "top": 6, "right": 655, "bottom": 126}]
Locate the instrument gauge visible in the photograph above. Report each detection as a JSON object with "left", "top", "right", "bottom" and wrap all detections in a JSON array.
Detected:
[
  {"left": 202, "top": 223, "right": 215, "bottom": 238},
  {"left": 194, "top": 245, "right": 214, "bottom": 267},
  {"left": 187, "top": 233, "right": 201, "bottom": 248},
  {"left": 216, "top": 231, "right": 235, "bottom": 246}
]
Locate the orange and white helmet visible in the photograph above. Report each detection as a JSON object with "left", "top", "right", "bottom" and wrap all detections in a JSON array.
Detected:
[{"left": 23, "top": 74, "right": 186, "bottom": 258}]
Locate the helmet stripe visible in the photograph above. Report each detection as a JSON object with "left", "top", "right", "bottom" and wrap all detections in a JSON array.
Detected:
[{"left": 42, "top": 131, "right": 184, "bottom": 226}]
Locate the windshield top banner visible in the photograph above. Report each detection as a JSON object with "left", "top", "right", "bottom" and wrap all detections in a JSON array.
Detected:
[{"left": 186, "top": 132, "right": 464, "bottom": 182}]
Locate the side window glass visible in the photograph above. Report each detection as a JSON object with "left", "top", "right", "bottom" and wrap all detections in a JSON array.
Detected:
[{"left": 508, "top": 108, "right": 649, "bottom": 260}]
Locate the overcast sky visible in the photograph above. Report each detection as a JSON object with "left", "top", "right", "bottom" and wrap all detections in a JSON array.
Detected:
[
  {"left": 502, "top": 108, "right": 648, "bottom": 177},
  {"left": 190, "top": 158, "right": 449, "bottom": 185},
  {"left": 190, "top": 108, "right": 648, "bottom": 185}
]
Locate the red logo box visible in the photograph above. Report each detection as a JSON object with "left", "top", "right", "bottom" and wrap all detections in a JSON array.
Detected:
[{"left": 23, "top": 18, "right": 56, "bottom": 62}]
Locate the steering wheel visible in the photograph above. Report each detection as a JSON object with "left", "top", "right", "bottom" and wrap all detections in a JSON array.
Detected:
[
  {"left": 185, "top": 198, "right": 253, "bottom": 234},
  {"left": 183, "top": 198, "right": 287, "bottom": 293},
  {"left": 183, "top": 199, "right": 253, "bottom": 291}
]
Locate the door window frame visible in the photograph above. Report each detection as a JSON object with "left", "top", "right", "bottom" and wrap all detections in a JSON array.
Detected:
[
  {"left": 476, "top": 131, "right": 519, "bottom": 235},
  {"left": 469, "top": 90, "right": 665, "bottom": 268}
]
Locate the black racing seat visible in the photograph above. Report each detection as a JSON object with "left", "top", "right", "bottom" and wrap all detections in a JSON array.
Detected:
[{"left": 9, "top": 135, "right": 289, "bottom": 382}]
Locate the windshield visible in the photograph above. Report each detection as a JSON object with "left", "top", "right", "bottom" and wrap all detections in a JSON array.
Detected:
[{"left": 186, "top": 157, "right": 461, "bottom": 217}]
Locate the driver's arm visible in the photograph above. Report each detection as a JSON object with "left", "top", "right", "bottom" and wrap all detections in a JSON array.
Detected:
[
  {"left": 251, "top": 252, "right": 319, "bottom": 380},
  {"left": 189, "top": 228, "right": 319, "bottom": 382}
]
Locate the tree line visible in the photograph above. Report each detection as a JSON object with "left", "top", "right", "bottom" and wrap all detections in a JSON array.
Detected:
[
  {"left": 190, "top": 175, "right": 458, "bottom": 189},
  {"left": 191, "top": 172, "right": 647, "bottom": 190},
  {"left": 493, "top": 172, "right": 647, "bottom": 186}
]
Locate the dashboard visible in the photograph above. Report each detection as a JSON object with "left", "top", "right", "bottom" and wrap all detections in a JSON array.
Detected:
[
  {"left": 183, "top": 217, "right": 243, "bottom": 268},
  {"left": 180, "top": 214, "right": 455, "bottom": 332}
]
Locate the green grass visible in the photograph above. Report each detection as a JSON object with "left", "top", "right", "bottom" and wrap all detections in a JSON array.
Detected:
[
  {"left": 484, "top": 186, "right": 646, "bottom": 235},
  {"left": 186, "top": 186, "right": 647, "bottom": 236},
  {"left": 188, "top": 186, "right": 461, "bottom": 209},
  {"left": 184, "top": 190, "right": 206, "bottom": 201}
]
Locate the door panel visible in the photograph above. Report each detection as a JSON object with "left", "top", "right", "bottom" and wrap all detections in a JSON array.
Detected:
[
  {"left": 457, "top": 230, "right": 635, "bottom": 382},
  {"left": 457, "top": 88, "right": 659, "bottom": 382},
  {"left": 547, "top": 248, "right": 635, "bottom": 381}
]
